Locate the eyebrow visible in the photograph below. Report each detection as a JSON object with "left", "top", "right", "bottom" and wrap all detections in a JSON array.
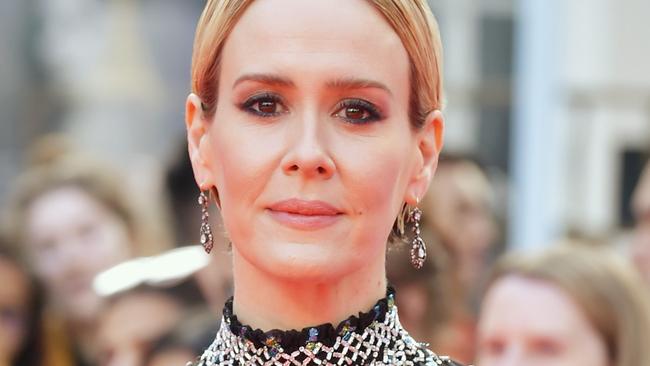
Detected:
[
  {"left": 326, "top": 77, "right": 392, "bottom": 96},
  {"left": 233, "top": 73, "right": 392, "bottom": 96},
  {"left": 233, "top": 73, "right": 295, "bottom": 89}
]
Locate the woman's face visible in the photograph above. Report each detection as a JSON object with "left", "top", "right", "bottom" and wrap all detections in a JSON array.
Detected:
[
  {"left": 24, "top": 186, "right": 132, "bottom": 323},
  {"left": 477, "top": 275, "right": 610, "bottom": 366},
  {"left": 188, "top": 0, "right": 442, "bottom": 281},
  {"left": 0, "top": 258, "right": 30, "bottom": 363}
]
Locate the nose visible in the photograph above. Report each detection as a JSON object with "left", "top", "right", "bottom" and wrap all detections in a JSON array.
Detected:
[{"left": 281, "top": 115, "right": 335, "bottom": 180}]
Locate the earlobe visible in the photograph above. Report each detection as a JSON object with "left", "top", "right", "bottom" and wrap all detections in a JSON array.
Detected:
[
  {"left": 186, "top": 93, "right": 215, "bottom": 190},
  {"left": 405, "top": 110, "right": 445, "bottom": 205}
]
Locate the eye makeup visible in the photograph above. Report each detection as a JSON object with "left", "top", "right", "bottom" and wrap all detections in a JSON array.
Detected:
[
  {"left": 237, "top": 92, "right": 386, "bottom": 125},
  {"left": 332, "top": 98, "right": 384, "bottom": 125},
  {"left": 238, "top": 92, "right": 288, "bottom": 118}
]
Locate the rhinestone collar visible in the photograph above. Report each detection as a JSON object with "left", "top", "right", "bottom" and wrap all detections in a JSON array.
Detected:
[{"left": 194, "top": 289, "right": 459, "bottom": 365}]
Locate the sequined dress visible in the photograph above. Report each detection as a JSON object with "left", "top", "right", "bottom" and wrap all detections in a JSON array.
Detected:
[{"left": 192, "top": 288, "right": 463, "bottom": 366}]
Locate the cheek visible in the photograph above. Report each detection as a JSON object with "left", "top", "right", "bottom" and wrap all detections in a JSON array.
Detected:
[
  {"left": 333, "top": 133, "right": 414, "bottom": 253},
  {"left": 207, "top": 120, "right": 282, "bottom": 238},
  {"left": 93, "top": 221, "right": 132, "bottom": 258},
  {"left": 336, "top": 134, "right": 414, "bottom": 212}
]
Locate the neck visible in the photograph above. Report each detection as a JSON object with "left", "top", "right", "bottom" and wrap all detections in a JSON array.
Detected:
[{"left": 231, "top": 248, "right": 387, "bottom": 331}]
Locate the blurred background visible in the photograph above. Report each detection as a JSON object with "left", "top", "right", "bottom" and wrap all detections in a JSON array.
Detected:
[{"left": 0, "top": 0, "right": 649, "bottom": 365}]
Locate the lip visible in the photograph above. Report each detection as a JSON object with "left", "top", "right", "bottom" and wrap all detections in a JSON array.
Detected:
[{"left": 267, "top": 199, "right": 343, "bottom": 230}]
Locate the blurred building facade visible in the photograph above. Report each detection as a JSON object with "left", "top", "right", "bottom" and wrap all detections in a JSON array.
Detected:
[{"left": 431, "top": 0, "right": 650, "bottom": 249}]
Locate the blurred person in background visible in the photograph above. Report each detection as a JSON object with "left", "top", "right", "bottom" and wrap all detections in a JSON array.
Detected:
[
  {"left": 632, "top": 160, "right": 650, "bottom": 286},
  {"left": 422, "top": 156, "right": 499, "bottom": 302},
  {"left": 386, "top": 242, "right": 465, "bottom": 361},
  {"left": 0, "top": 241, "right": 44, "bottom": 366},
  {"left": 92, "top": 245, "right": 220, "bottom": 366},
  {"left": 96, "top": 287, "right": 185, "bottom": 366},
  {"left": 166, "top": 142, "right": 234, "bottom": 314},
  {"left": 143, "top": 309, "right": 215, "bottom": 366},
  {"left": 476, "top": 244, "right": 650, "bottom": 366},
  {"left": 415, "top": 156, "right": 499, "bottom": 363},
  {"left": 3, "top": 137, "right": 171, "bottom": 365}
]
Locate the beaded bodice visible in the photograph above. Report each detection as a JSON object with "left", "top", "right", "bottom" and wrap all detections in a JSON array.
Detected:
[{"left": 192, "top": 289, "right": 461, "bottom": 366}]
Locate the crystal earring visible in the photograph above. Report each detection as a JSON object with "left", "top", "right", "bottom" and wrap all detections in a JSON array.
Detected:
[
  {"left": 198, "top": 191, "right": 214, "bottom": 254},
  {"left": 408, "top": 205, "right": 426, "bottom": 269}
]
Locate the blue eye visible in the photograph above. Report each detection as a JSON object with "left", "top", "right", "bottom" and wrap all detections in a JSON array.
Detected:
[
  {"left": 333, "top": 99, "right": 383, "bottom": 124},
  {"left": 240, "top": 93, "right": 287, "bottom": 117}
]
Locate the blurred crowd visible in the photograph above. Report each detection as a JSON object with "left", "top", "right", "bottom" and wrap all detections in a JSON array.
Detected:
[
  {"left": 1, "top": 140, "right": 649, "bottom": 366},
  {"left": 1, "top": 1, "right": 650, "bottom": 366}
]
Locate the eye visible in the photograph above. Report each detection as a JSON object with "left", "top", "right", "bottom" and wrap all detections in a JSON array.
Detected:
[
  {"left": 531, "top": 338, "right": 564, "bottom": 357},
  {"left": 480, "top": 338, "right": 507, "bottom": 357},
  {"left": 240, "top": 93, "right": 287, "bottom": 117},
  {"left": 333, "top": 99, "right": 383, "bottom": 124}
]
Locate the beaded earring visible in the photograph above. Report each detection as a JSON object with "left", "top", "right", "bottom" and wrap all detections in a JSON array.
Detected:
[
  {"left": 408, "top": 205, "right": 426, "bottom": 269},
  {"left": 198, "top": 191, "right": 214, "bottom": 254}
]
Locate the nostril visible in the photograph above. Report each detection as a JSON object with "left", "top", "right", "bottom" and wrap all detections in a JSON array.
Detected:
[
  {"left": 289, "top": 164, "right": 299, "bottom": 172},
  {"left": 317, "top": 166, "right": 327, "bottom": 174}
]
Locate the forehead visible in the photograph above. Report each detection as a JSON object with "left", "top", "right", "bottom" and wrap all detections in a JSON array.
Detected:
[
  {"left": 27, "top": 187, "right": 100, "bottom": 224},
  {"left": 480, "top": 276, "right": 596, "bottom": 338},
  {"left": 220, "top": 0, "right": 410, "bottom": 93}
]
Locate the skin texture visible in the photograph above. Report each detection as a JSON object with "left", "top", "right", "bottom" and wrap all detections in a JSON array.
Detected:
[
  {"left": 0, "top": 258, "right": 30, "bottom": 365},
  {"left": 24, "top": 186, "right": 132, "bottom": 324},
  {"left": 477, "top": 275, "right": 610, "bottom": 366},
  {"left": 187, "top": 0, "right": 443, "bottom": 331}
]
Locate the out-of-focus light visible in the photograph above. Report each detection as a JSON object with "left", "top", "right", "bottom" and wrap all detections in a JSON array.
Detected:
[{"left": 93, "top": 245, "right": 210, "bottom": 297}]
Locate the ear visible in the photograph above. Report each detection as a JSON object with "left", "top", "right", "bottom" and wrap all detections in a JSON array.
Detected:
[
  {"left": 405, "top": 110, "right": 444, "bottom": 205},
  {"left": 186, "top": 93, "right": 216, "bottom": 190}
]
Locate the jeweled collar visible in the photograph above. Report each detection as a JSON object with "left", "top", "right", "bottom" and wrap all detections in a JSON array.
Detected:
[
  {"left": 223, "top": 287, "right": 395, "bottom": 353},
  {"left": 194, "top": 287, "right": 462, "bottom": 366}
]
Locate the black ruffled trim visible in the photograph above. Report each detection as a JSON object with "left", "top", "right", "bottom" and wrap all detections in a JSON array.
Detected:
[{"left": 223, "top": 287, "right": 395, "bottom": 353}]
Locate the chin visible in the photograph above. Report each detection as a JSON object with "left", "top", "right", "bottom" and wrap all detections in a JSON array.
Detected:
[{"left": 242, "top": 240, "right": 369, "bottom": 283}]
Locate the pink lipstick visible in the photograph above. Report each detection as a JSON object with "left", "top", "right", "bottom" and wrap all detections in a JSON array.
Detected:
[{"left": 267, "top": 199, "right": 342, "bottom": 230}]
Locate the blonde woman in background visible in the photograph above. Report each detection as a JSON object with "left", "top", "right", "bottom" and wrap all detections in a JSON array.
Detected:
[
  {"left": 4, "top": 138, "right": 172, "bottom": 365},
  {"left": 477, "top": 244, "right": 650, "bottom": 366},
  {"left": 418, "top": 156, "right": 499, "bottom": 363}
]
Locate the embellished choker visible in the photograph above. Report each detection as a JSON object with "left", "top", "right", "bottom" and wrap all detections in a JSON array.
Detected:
[{"left": 193, "top": 288, "right": 459, "bottom": 365}]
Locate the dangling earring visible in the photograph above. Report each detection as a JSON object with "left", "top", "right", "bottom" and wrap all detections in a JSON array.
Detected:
[
  {"left": 408, "top": 204, "right": 426, "bottom": 269},
  {"left": 198, "top": 191, "right": 214, "bottom": 254}
]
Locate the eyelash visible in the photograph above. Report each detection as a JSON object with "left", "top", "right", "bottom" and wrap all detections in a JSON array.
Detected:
[
  {"left": 239, "top": 93, "right": 286, "bottom": 118},
  {"left": 239, "top": 94, "right": 384, "bottom": 124},
  {"left": 333, "top": 99, "right": 383, "bottom": 124}
]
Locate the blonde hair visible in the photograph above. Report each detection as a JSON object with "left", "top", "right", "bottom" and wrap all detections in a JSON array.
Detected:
[
  {"left": 190, "top": 0, "right": 444, "bottom": 128},
  {"left": 5, "top": 151, "right": 169, "bottom": 258},
  {"left": 488, "top": 244, "right": 650, "bottom": 366}
]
